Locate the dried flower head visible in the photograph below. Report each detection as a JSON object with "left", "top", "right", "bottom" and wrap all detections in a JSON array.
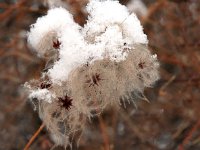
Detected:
[
  {"left": 25, "top": 0, "right": 159, "bottom": 148},
  {"left": 53, "top": 39, "right": 61, "bottom": 49},
  {"left": 40, "top": 82, "right": 52, "bottom": 89},
  {"left": 58, "top": 95, "right": 73, "bottom": 110}
]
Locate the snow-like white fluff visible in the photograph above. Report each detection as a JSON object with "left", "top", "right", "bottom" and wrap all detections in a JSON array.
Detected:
[
  {"left": 47, "top": 16, "right": 86, "bottom": 84},
  {"left": 32, "top": 0, "right": 148, "bottom": 84},
  {"left": 26, "top": 0, "right": 159, "bottom": 147},
  {"left": 28, "top": 89, "right": 55, "bottom": 103},
  {"left": 83, "top": 0, "right": 148, "bottom": 44},
  {"left": 27, "top": 7, "right": 79, "bottom": 57}
]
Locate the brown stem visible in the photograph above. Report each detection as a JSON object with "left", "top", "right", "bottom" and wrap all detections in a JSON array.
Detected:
[
  {"left": 24, "top": 123, "right": 45, "bottom": 150},
  {"left": 178, "top": 119, "right": 200, "bottom": 150},
  {"left": 99, "top": 116, "right": 110, "bottom": 150}
]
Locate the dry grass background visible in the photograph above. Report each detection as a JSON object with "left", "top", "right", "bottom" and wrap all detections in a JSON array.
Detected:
[{"left": 0, "top": 0, "right": 200, "bottom": 150}]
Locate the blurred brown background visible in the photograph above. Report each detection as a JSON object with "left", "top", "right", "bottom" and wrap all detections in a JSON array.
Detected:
[{"left": 0, "top": 0, "right": 200, "bottom": 150}]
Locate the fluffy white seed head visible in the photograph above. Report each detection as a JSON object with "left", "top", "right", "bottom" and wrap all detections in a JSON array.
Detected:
[
  {"left": 25, "top": 0, "right": 159, "bottom": 147},
  {"left": 27, "top": 8, "right": 77, "bottom": 57},
  {"left": 83, "top": 0, "right": 147, "bottom": 44}
]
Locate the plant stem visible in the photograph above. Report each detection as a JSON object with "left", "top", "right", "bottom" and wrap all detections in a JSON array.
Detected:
[{"left": 24, "top": 123, "right": 45, "bottom": 150}]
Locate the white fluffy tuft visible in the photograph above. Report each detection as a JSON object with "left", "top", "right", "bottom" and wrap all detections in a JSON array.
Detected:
[
  {"left": 25, "top": 0, "right": 159, "bottom": 147},
  {"left": 28, "top": 89, "right": 55, "bottom": 103}
]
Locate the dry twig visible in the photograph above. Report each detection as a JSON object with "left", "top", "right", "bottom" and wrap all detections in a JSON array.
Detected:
[{"left": 24, "top": 123, "right": 45, "bottom": 150}]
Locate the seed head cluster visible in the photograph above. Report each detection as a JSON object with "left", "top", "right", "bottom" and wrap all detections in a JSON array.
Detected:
[{"left": 24, "top": 0, "right": 159, "bottom": 148}]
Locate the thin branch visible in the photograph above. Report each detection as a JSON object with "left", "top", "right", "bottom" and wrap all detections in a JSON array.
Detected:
[
  {"left": 178, "top": 119, "right": 200, "bottom": 150},
  {"left": 24, "top": 123, "right": 45, "bottom": 150},
  {"left": 99, "top": 116, "right": 110, "bottom": 150}
]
